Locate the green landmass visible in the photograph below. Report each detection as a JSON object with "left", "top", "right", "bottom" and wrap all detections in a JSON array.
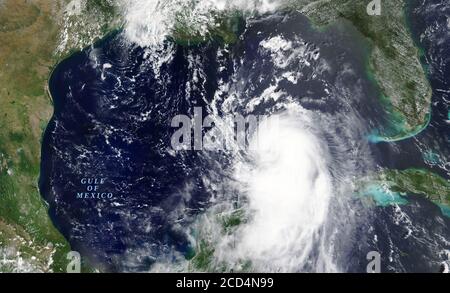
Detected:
[
  {"left": 171, "top": 13, "right": 244, "bottom": 46},
  {"left": 186, "top": 208, "right": 249, "bottom": 272},
  {"left": 55, "top": 0, "right": 120, "bottom": 56},
  {"left": 55, "top": 0, "right": 433, "bottom": 141},
  {"left": 189, "top": 239, "right": 215, "bottom": 271},
  {"left": 173, "top": 0, "right": 431, "bottom": 141},
  {"left": 359, "top": 182, "right": 409, "bottom": 207},
  {"left": 289, "top": 0, "right": 432, "bottom": 141},
  {"left": 360, "top": 168, "right": 450, "bottom": 217},
  {"left": 163, "top": 0, "right": 436, "bottom": 270},
  {"left": 0, "top": 0, "right": 437, "bottom": 272},
  {"left": 382, "top": 169, "right": 450, "bottom": 209},
  {"left": 0, "top": 0, "right": 116, "bottom": 272}
]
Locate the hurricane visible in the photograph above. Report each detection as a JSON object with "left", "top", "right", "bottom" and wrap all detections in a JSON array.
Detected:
[{"left": 35, "top": 0, "right": 450, "bottom": 273}]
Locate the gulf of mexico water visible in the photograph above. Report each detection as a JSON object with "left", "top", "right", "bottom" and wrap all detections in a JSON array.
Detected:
[{"left": 39, "top": 4, "right": 449, "bottom": 272}]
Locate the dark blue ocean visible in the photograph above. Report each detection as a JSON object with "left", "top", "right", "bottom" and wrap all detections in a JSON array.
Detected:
[{"left": 40, "top": 2, "right": 449, "bottom": 272}]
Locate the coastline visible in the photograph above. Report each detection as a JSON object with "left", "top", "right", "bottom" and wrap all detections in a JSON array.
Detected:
[
  {"left": 39, "top": 29, "right": 124, "bottom": 272},
  {"left": 366, "top": 0, "right": 433, "bottom": 144}
]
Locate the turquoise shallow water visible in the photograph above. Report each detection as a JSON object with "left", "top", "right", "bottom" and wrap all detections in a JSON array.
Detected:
[
  {"left": 367, "top": 112, "right": 432, "bottom": 143},
  {"left": 367, "top": 0, "right": 450, "bottom": 219},
  {"left": 439, "top": 205, "right": 450, "bottom": 218},
  {"left": 362, "top": 183, "right": 450, "bottom": 220},
  {"left": 37, "top": 1, "right": 450, "bottom": 272},
  {"left": 41, "top": 12, "right": 382, "bottom": 271},
  {"left": 367, "top": 0, "right": 432, "bottom": 144},
  {"left": 422, "top": 150, "right": 442, "bottom": 165},
  {"left": 361, "top": 184, "right": 408, "bottom": 207}
]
